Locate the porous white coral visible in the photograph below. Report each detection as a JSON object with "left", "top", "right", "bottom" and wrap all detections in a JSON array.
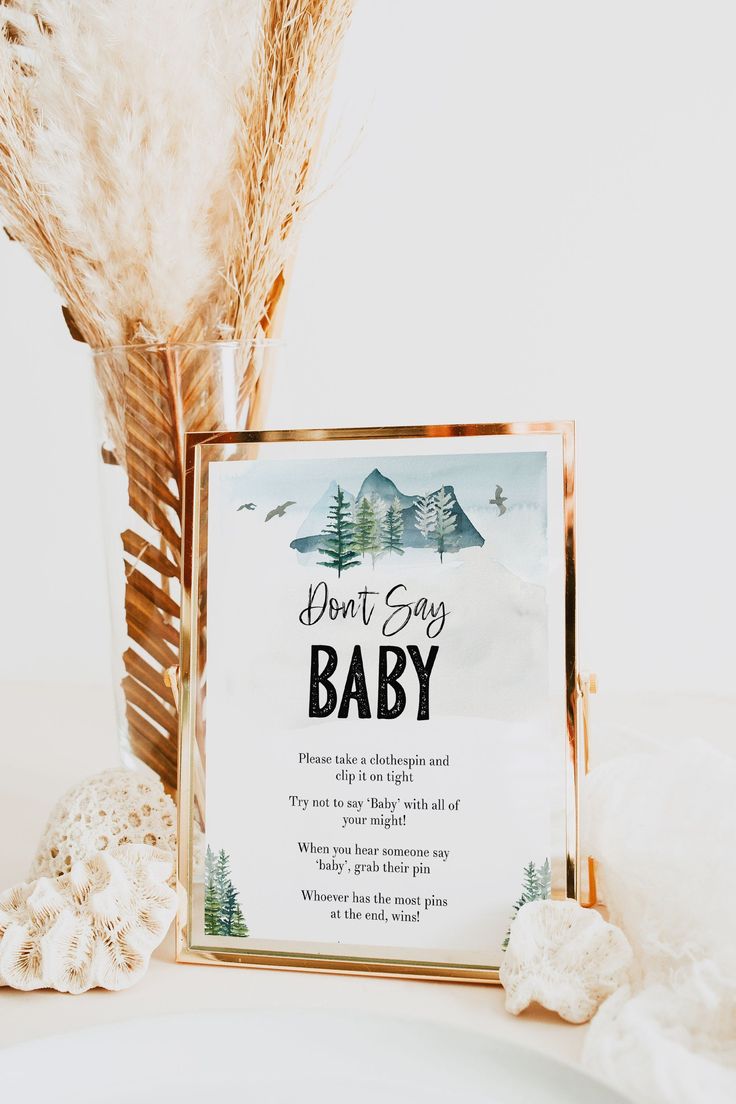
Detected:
[
  {"left": 0, "top": 845, "right": 175, "bottom": 993},
  {"left": 31, "top": 769, "right": 177, "bottom": 882},
  {"left": 500, "top": 899, "right": 632, "bottom": 1024}
]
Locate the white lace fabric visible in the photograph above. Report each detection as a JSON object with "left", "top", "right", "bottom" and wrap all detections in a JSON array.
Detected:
[{"left": 582, "top": 742, "right": 736, "bottom": 1102}]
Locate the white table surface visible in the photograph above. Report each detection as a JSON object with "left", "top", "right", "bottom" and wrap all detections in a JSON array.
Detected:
[{"left": 2, "top": 680, "right": 733, "bottom": 1062}]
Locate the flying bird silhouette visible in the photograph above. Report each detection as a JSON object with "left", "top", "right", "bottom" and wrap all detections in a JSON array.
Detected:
[
  {"left": 265, "top": 500, "right": 296, "bottom": 522},
  {"left": 237, "top": 502, "right": 256, "bottom": 511},
  {"left": 490, "top": 485, "right": 508, "bottom": 516}
]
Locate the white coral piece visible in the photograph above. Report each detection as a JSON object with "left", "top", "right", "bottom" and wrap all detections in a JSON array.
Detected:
[
  {"left": 499, "top": 899, "right": 633, "bottom": 1024},
  {"left": 31, "top": 769, "right": 177, "bottom": 882},
  {"left": 0, "top": 845, "right": 175, "bottom": 993}
]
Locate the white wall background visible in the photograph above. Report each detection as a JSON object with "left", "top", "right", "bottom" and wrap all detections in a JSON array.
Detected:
[{"left": 0, "top": 0, "right": 734, "bottom": 696}]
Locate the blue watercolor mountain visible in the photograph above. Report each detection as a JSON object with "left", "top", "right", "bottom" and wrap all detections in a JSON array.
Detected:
[{"left": 290, "top": 468, "right": 484, "bottom": 555}]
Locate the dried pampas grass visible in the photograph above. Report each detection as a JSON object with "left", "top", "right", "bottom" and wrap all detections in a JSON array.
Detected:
[
  {"left": 222, "top": 0, "right": 353, "bottom": 360},
  {"left": 0, "top": 0, "right": 352, "bottom": 350},
  {"left": 0, "top": 0, "right": 260, "bottom": 346},
  {"left": 0, "top": 0, "right": 353, "bottom": 790}
]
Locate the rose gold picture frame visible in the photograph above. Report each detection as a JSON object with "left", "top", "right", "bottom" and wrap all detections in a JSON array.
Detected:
[{"left": 177, "top": 422, "right": 579, "bottom": 983}]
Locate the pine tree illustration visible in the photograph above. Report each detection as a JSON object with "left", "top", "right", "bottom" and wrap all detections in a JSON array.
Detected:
[
  {"left": 204, "top": 846, "right": 250, "bottom": 938},
  {"left": 502, "top": 858, "right": 552, "bottom": 950},
  {"left": 536, "top": 857, "right": 551, "bottom": 899},
  {"left": 353, "top": 496, "right": 377, "bottom": 559},
  {"left": 317, "top": 485, "right": 361, "bottom": 576},
  {"left": 214, "top": 848, "right": 231, "bottom": 909},
  {"left": 431, "top": 486, "right": 457, "bottom": 563},
  {"left": 414, "top": 494, "right": 436, "bottom": 544},
  {"left": 222, "top": 881, "right": 249, "bottom": 937},
  {"left": 230, "top": 901, "right": 249, "bottom": 938},
  {"left": 368, "top": 494, "right": 387, "bottom": 565},
  {"left": 382, "top": 496, "right": 405, "bottom": 556},
  {"left": 204, "top": 845, "right": 221, "bottom": 936},
  {"left": 519, "top": 860, "right": 540, "bottom": 903}
]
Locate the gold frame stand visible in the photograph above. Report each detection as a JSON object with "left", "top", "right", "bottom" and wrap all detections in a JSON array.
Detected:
[{"left": 578, "top": 671, "right": 598, "bottom": 908}]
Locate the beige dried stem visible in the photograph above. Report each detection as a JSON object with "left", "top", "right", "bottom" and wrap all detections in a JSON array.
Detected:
[
  {"left": 222, "top": 0, "right": 354, "bottom": 412},
  {"left": 0, "top": 0, "right": 353, "bottom": 792}
]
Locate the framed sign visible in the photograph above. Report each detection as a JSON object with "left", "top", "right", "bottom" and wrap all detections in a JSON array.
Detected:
[{"left": 178, "top": 422, "right": 578, "bottom": 983}]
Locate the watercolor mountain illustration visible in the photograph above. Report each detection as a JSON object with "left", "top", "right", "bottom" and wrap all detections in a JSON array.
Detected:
[{"left": 290, "top": 468, "right": 484, "bottom": 567}]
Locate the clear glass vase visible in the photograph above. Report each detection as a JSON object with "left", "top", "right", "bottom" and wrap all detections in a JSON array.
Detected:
[{"left": 92, "top": 341, "right": 280, "bottom": 793}]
